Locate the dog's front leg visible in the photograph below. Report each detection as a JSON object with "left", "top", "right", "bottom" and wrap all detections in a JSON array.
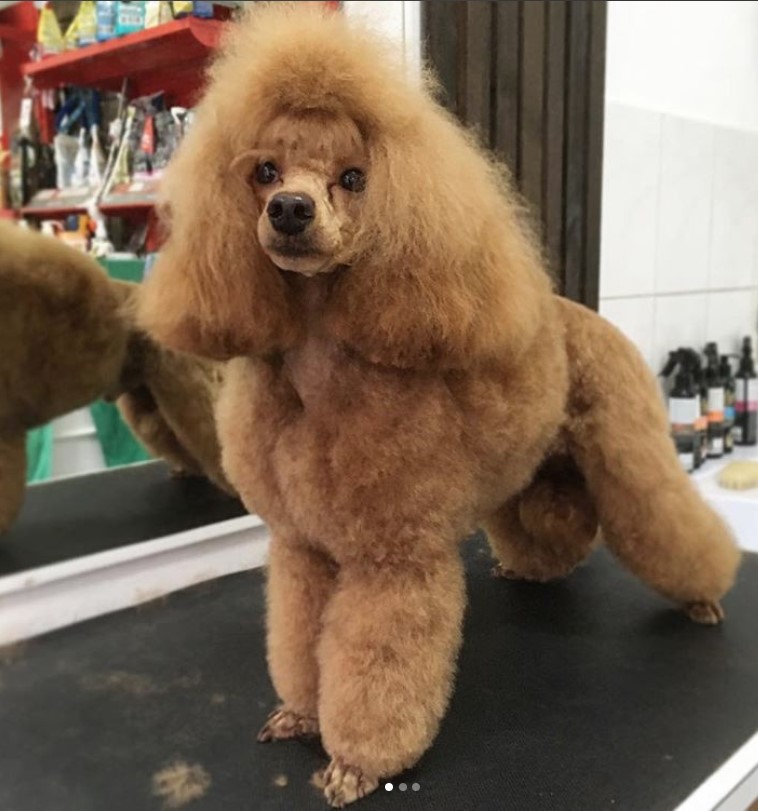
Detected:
[
  {"left": 315, "top": 546, "right": 466, "bottom": 807},
  {"left": 257, "top": 535, "right": 337, "bottom": 742}
]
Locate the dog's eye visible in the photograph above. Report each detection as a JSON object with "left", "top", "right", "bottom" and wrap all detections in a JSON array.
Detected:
[
  {"left": 339, "top": 168, "right": 366, "bottom": 193},
  {"left": 256, "top": 161, "right": 280, "bottom": 184}
]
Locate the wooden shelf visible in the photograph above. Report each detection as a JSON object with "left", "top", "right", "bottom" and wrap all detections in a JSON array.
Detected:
[{"left": 22, "top": 18, "right": 225, "bottom": 104}]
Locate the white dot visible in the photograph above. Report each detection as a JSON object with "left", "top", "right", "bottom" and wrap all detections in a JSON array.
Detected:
[
  {"left": 399, "top": 783, "right": 407, "bottom": 791},
  {"left": 384, "top": 782, "right": 393, "bottom": 791},
  {"left": 412, "top": 782, "right": 421, "bottom": 791}
]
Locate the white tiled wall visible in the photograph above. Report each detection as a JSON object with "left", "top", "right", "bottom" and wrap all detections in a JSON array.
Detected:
[{"left": 599, "top": 101, "right": 758, "bottom": 372}]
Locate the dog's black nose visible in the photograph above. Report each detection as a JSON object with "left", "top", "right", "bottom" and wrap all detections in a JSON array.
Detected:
[{"left": 267, "top": 193, "right": 315, "bottom": 235}]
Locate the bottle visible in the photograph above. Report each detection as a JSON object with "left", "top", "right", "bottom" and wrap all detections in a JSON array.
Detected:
[
  {"left": 115, "top": 1, "right": 146, "bottom": 36},
  {"left": 661, "top": 350, "right": 699, "bottom": 473},
  {"left": 735, "top": 337, "right": 758, "bottom": 446},
  {"left": 720, "top": 355, "right": 736, "bottom": 454},
  {"left": 72, "top": 127, "right": 90, "bottom": 189},
  {"left": 96, "top": 1, "right": 117, "bottom": 42},
  {"left": 683, "top": 349, "right": 708, "bottom": 467},
  {"left": 704, "top": 342, "right": 725, "bottom": 459},
  {"left": 193, "top": 2, "right": 214, "bottom": 19}
]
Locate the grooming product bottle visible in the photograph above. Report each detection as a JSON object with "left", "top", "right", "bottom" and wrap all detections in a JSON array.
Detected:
[
  {"left": 704, "top": 342, "right": 725, "bottom": 459},
  {"left": 735, "top": 336, "right": 758, "bottom": 445},
  {"left": 720, "top": 356, "right": 736, "bottom": 454},
  {"left": 683, "top": 349, "right": 708, "bottom": 467},
  {"left": 96, "top": 1, "right": 117, "bottom": 42},
  {"left": 661, "top": 350, "right": 699, "bottom": 473}
]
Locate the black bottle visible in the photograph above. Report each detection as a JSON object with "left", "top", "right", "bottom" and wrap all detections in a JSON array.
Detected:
[
  {"left": 661, "top": 351, "right": 699, "bottom": 473},
  {"left": 682, "top": 349, "right": 707, "bottom": 467},
  {"left": 720, "top": 356, "right": 736, "bottom": 454},
  {"left": 704, "top": 342, "right": 725, "bottom": 458},
  {"left": 735, "top": 337, "right": 758, "bottom": 446}
]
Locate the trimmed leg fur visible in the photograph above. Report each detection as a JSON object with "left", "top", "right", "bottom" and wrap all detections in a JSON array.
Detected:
[
  {"left": 316, "top": 547, "right": 465, "bottom": 806},
  {"left": 560, "top": 299, "right": 741, "bottom": 623},
  {"left": 261, "top": 537, "right": 337, "bottom": 732},
  {"left": 486, "top": 454, "right": 599, "bottom": 582}
]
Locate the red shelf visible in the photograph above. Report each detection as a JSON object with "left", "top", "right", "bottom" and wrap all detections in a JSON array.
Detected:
[
  {"left": 21, "top": 178, "right": 158, "bottom": 219},
  {"left": 21, "top": 178, "right": 160, "bottom": 219},
  {"left": 100, "top": 178, "right": 160, "bottom": 215},
  {"left": 0, "top": 22, "right": 35, "bottom": 43},
  {"left": 21, "top": 188, "right": 92, "bottom": 218},
  {"left": 22, "top": 18, "right": 225, "bottom": 103},
  {"left": 0, "top": 208, "right": 18, "bottom": 220}
]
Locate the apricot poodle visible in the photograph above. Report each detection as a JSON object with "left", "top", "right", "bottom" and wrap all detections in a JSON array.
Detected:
[
  {"left": 114, "top": 281, "right": 233, "bottom": 495},
  {"left": 0, "top": 222, "right": 231, "bottom": 532},
  {"left": 139, "top": 5, "right": 741, "bottom": 806}
]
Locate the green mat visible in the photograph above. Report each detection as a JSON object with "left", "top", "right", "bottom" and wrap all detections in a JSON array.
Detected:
[
  {"left": 89, "top": 401, "right": 153, "bottom": 468},
  {"left": 26, "top": 425, "right": 54, "bottom": 483}
]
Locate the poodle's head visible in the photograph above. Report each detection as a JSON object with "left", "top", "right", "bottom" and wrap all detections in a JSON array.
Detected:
[
  {"left": 245, "top": 109, "right": 367, "bottom": 277},
  {"left": 140, "top": 3, "right": 551, "bottom": 367}
]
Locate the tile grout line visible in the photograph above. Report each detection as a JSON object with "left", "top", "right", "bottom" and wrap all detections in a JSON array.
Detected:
[{"left": 601, "top": 286, "right": 758, "bottom": 302}]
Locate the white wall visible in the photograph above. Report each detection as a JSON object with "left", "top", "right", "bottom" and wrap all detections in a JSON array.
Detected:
[
  {"left": 600, "top": 1, "right": 758, "bottom": 371},
  {"left": 606, "top": 0, "right": 758, "bottom": 133},
  {"left": 343, "top": 0, "right": 420, "bottom": 76}
]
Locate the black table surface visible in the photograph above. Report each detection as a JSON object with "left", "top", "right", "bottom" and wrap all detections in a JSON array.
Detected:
[
  {"left": 0, "top": 462, "right": 247, "bottom": 576},
  {"left": 1, "top": 534, "right": 756, "bottom": 811}
]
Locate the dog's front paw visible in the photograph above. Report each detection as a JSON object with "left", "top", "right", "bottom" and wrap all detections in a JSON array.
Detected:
[
  {"left": 314, "top": 757, "right": 379, "bottom": 807},
  {"left": 685, "top": 600, "right": 725, "bottom": 625},
  {"left": 256, "top": 707, "right": 319, "bottom": 742}
]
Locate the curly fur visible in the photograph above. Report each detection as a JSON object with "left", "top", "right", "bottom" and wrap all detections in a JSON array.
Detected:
[
  {"left": 114, "top": 282, "right": 234, "bottom": 495},
  {"left": 0, "top": 221, "right": 129, "bottom": 531},
  {"left": 0, "top": 225, "right": 232, "bottom": 531},
  {"left": 139, "top": 5, "right": 741, "bottom": 806}
]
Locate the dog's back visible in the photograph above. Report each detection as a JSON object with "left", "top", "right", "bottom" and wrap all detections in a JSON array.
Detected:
[{"left": 0, "top": 222, "right": 128, "bottom": 430}]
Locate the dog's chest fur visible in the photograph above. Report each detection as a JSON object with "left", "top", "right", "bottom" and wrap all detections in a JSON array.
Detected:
[
  {"left": 282, "top": 334, "right": 342, "bottom": 411},
  {"left": 279, "top": 275, "right": 348, "bottom": 413}
]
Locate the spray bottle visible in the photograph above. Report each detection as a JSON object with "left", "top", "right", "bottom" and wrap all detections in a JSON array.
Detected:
[
  {"left": 704, "top": 342, "right": 725, "bottom": 458},
  {"left": 720, "top": 355, "right": 736, "bottom": 454},
  {"left": 660, "top": 349, "right": 699, "bottom": 472},
  {"left": 682, "top": 349, "right": 708, "bottom": 467},
  {"left": 735, "top": 336, "right": 758, "bottom": 446}
]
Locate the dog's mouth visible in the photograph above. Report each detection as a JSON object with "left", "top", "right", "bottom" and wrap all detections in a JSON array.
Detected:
[
  {"left": 272, "top": 243, "right": 318, "bottom": 259},
  {"left": 265, "top": 237, "right": 335, "bottom": 276}
]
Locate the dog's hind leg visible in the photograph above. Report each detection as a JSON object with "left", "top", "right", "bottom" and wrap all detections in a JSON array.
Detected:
[
  {"left": 485, "top": 454, "right": 599, "bottom": 582},
  {"left": 560, "top": 299, "right": 741, "bottom": 624},
  {"left": 257, "top": 535, "right": 338, "bottom": 743},
  {"left": 0, "top": 433, "right": 26, "bottom": 534}
]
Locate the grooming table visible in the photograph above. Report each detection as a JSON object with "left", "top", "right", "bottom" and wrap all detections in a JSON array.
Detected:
[
  {"left": 0, "top": 461, "right": 247, "bottom": 576},
  {"left": 0, "top": 466, "right": 756, "bottom": 811}
]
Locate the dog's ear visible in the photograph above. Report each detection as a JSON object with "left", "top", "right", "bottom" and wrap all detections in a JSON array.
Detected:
[
  {"left": 139, "top": 122, "right": 301, "bottom": 361},
  {"left": 327, "top": 106, "right": 552, "bottom": 370}
]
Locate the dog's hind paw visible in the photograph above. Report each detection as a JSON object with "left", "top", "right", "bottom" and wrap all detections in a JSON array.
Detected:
[
  {"left": 491, "top": 563, "right": 520, "bottom": 579},
  {"left": 313, "top": 758, "right": 379, "bottom": 807},
  {"left": 256, "top": 707, "right": 319, "bottom": 742},
  {"left": 685, "top": 600, "right": 725, "bottom": 625}
]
